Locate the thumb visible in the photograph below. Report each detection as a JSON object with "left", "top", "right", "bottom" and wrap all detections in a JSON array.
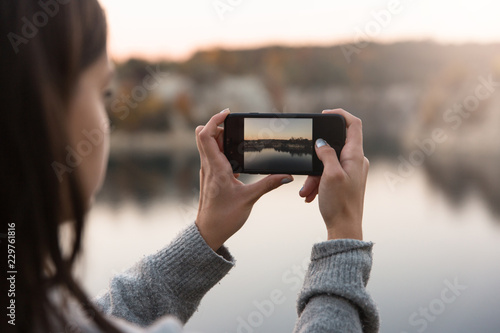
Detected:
[
  {"left": 245, "top": 174, "right": 294, "bottom": 203},
  {"left": 315, "top": 138, "right": 343, "bottom": 175}
]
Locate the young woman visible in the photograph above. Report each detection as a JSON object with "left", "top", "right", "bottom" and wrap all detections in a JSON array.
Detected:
[{"left": 0, "top": 1, "right": 379, "bottom": 332}]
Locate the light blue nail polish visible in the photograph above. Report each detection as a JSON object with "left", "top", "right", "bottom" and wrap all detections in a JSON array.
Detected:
[
  {"left": 300, "top": 186, "right": 304, "bottom": 192},
  {"left": 316, "top": 138, "right": 327, "bottom": 148},
  {"left": 281, "top": 178, "right": 293, "bottom": 185}
]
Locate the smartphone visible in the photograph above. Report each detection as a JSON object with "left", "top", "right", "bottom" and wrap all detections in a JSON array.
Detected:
[{"left": 224, "top": 113, "right": 346, "bottom": 175}]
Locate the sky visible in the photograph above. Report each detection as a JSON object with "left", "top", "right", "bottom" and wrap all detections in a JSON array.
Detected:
[
  {"left": 99, "top": 0, "right": 500, "bottom": 61},
  {"left": 245, "top": 118, "right": 312, "bottom": 141}
]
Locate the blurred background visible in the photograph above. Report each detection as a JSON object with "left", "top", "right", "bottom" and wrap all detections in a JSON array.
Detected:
[{"left": 78, "top": 1, "right": 500, "bottom": 332}]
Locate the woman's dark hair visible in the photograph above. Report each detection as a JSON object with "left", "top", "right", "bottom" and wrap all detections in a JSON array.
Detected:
[{"left": 0, "top": 1, "right": 119, "bottom": 332}]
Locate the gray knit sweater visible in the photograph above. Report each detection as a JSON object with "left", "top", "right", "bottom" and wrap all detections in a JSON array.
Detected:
[{"left": 87, "top": 224, "right": 379, "bottom": 332}]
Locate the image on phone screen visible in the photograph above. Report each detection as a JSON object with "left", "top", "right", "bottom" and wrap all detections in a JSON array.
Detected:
[
  {"left": 224, "top": 113, "right": 345, "bottom": 175},
  {"left": 244, "top": 118, "right": 313, "bottom": 173}
]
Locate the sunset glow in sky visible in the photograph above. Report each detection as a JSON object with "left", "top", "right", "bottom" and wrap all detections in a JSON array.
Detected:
[
  {"left": 99, "top": 0, "right": 500, "bottom": 61},
  {"left": 245, "top": 118, "right": 312, "bottom": 141}
]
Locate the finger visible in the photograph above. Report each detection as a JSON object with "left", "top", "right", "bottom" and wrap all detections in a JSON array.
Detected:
[
  {"left": 197, "top": 130, "right": 229, "bottom": 173},
  {"left": 198, "top": 109, "right": 231, "bottom": 161},
  {"left": 315, "top": 138, "right": 344, "bottom": 179},
  {"left": 245, "top": 174, "right": 294, "bottom": 203},
  {"left": 215, "top": 127, "right": 224, "bottom": 152},
  {"left": 198, "top": 168, "right": 204, "bottom": 207},
  {"left": 299, "top": 175, "right": 320, "bottom": 198},
  {"left": 305, "top": 187, "right": 318, "bottom": 203},
  {"left": 195, "top": 125, "right": 206, "bottom": 157},
  {"left": 322, "top": 109, "right": 364, "bottom": 155},
  {"left": 205, "top": 109, "right": 230, "bottom": 136}
]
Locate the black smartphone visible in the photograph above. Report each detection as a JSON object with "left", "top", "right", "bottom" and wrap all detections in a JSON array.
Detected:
[{"left": 224, "top": 113, "right": 346, "bottom": 175}]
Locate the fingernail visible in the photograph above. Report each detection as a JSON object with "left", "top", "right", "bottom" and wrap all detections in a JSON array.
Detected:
[
  {"left": 316, "top": 138, "right": 328, "bottom": 148},
  {"left": 281, "top": 177, "right": 293, "bottom": 185},
  {"left": 219, "top": 108, "right": 230, "bottom": 114},
  {"left": 300, "top": 186, "right": 304, "bottom": 192}
]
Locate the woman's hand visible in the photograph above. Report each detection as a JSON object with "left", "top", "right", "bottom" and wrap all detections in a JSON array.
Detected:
[
  {"left": 195, "top": 109, "right": 294, "bottom": 251},
  {"left": 299, "top": 109, "right": 369, "bottom": 241}
]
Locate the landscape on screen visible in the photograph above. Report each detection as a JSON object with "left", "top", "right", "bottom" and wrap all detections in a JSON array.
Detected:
[{"left": 243, "top": 118, "right": 313, "bottom": 171}]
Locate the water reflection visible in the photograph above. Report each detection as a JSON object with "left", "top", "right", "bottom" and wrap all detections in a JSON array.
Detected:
[
  {"left": 245, "top": 149, "right": 312, "bottom": 173},
  {"left": 104, "top": 43, "right": 500, "bottom": 221},
  {"left": 97, "top": 153, "right": 201, "bottom": 206},
  {"left": 83, "top": 162, "right": 500, "bottom": 333}
]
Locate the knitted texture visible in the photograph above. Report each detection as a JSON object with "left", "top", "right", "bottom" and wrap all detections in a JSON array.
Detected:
[
  {"left": 294, "top": 239, "right": 380, "bottom": 333},
  {"left": 95, "top": 224, "right": 234, "bottom": 326},
  {"left": 89, "top": 224, "right": 379, "bottom": 332}
]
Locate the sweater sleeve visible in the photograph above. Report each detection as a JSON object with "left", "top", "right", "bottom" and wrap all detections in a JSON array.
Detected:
[
  {"left": 94, "top": 223, "right": 235, "bottom": 327},
  {"left": 293, "top": 239, "right": 380, "bottom": 333}
]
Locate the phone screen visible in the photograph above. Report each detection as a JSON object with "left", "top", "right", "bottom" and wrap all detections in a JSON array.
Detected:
[
  {"left": 244, "top": 118, "right": 313, "bottom": 173},
  {"left": 224, "top": 113, "right": 345, "bottom": 175}
]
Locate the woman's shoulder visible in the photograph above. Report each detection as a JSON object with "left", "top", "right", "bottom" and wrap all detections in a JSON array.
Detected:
[{"left": 50, "top": 288, "right": 185, "bottom": 333}]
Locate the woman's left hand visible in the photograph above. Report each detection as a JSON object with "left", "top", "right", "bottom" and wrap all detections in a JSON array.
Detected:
[{"left": 195, "top": 109, "right": 294, "bottom": 251}]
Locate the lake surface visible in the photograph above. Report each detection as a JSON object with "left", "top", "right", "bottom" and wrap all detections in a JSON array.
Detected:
[
  {"left": 79, "top": 161, "right": 500, "bottom": 333},
  {"left": 245, "top": 148, "right": 312, "bottom": 173}
]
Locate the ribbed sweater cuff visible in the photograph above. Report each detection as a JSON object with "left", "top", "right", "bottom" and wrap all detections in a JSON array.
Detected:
[
  {"left": 298, "top": 239, "right": 379, "bottom": 333},
  {"left": 148, "top": 223, "right": 235, "bottom": 303}
]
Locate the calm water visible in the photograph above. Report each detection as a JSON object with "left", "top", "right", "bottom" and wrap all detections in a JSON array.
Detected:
[
  {"left": 80, "top": 161, "right": 500, "bottom": 333},
  {"left": 245, "top": 149, "right": 312, "bottom": 173}
]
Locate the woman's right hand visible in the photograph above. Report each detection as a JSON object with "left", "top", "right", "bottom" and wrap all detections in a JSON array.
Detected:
[
  {"left": 299, "top": 109, "right": 370, "bottom": 241},
  {"left": 195, "top": 109, "right": 294, "bottom": 252}
]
